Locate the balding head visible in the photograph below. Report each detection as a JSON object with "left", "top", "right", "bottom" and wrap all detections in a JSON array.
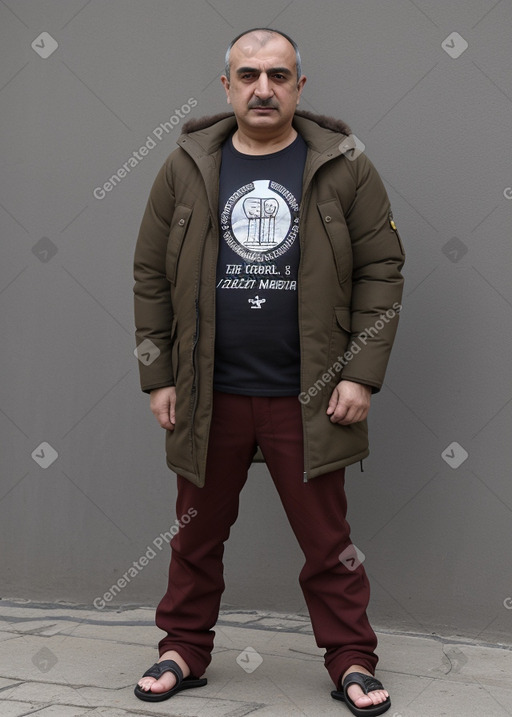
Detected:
[{"left": 224, "top": 28, "right": 302, "bottom": 81}]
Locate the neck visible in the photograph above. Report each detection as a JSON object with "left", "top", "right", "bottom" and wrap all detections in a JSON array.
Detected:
[{"left": 232, "top": 125, "right": 297, "bottom": 155}]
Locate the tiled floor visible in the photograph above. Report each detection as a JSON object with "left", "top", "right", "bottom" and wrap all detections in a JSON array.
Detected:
[{"left": 1, "top": 601, "right": 511, "bottom": 716}]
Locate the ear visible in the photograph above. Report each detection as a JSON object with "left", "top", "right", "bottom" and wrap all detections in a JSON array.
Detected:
[
  {"left": 221, "top": 75, "right": 231, "bottom": 104},
  {"left": 296, "top": 75, "right": 307, "bottom": 105}
]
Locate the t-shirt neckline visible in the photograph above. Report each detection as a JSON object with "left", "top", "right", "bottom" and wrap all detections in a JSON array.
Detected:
[{"left": 227, "top": 132, "right": 303, "bottom": 160}]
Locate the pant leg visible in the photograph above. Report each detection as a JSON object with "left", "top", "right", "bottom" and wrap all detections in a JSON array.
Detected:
[
  {"left": 155, "top": 392, "right": 257, "bottom": 678},
  {"left": 252, "top": 395, "right": 378, "bottom": 690}
]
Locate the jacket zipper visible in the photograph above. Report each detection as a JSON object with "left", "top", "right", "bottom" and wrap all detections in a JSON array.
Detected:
[
  {"left": 298, "top": 146, "right": 342, "bottom": 482},
  {"left": 298, "top": 182, "right": 312, "bottom": 483},
  {"left": 189, "top": 218, "right": 210, "bottom": 476}
]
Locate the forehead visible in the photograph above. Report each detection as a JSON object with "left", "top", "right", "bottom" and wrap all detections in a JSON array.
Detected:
[{"left": 230, "top": 32, "right": 296, "bottom": 70}]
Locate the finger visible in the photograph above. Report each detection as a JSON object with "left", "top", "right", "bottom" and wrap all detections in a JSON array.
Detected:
[
  {"left": 329, "top": 399, "right": 350, "bottom": 423},
  {"left": 326, "top": 389, "right": 339, "bottom": 415},
  {"left": 338, "top": 404, "right": 369, "bottom": 425},
  {"left": 156, "top": 411, "right": 174, "bottom": 430}
]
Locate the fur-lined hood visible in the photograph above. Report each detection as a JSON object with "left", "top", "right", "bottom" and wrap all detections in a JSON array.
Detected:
[
  {"left": 182, "top": 109, "right": 351, "bottom": 137},
  {"left": 178, "top": 109, "right": 353, "bottom": 159}
]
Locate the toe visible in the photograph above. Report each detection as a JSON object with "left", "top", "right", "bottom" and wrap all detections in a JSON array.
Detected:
[
  {"left": 347, "top": 684, "right": 373, "bottom": 707},
  {"left": 148, "top": 671, "right": 177, "bottom": 693},
  {"left": 137, "top": 676, "right": 155, "bottom": 691},
  {"left": 375, "top": 688, "right": 390, "bottom": 704},
  {"left": 347, "top": 684, "right": 390, "bottom": 708}
]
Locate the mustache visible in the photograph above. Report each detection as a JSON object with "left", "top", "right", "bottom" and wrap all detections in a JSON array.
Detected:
[{"left": 248, "top": 98, "right": 278, "bottom": 109}]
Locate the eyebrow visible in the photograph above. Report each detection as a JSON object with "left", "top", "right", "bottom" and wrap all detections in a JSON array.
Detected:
[{"left": 235, "top": 66, "right": 293, "bottom": 77}]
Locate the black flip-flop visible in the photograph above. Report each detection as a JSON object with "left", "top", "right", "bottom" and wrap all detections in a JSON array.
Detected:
[
  {"left": 331, "top": 671, "right": 391, "bottom": 716},
  {"left": 134, "top": 659, "right": 207, "bottom": 702}
]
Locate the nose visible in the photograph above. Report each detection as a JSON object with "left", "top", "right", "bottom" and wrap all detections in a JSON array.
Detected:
[{"left": 254, "top": 72, "right": 273, "bottom": 100}]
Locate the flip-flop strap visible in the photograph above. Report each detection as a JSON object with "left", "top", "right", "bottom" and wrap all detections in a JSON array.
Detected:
[
  {"left": 141, "top": 659, "right": 183, "bottom": 685},
  {"left": 343, "top": 671, "right": 384, "bottom": 695}
]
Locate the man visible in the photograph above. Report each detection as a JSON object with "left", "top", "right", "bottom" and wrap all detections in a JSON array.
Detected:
[{"left": 133, "top": 27, "right": 404, "bottom": 716}]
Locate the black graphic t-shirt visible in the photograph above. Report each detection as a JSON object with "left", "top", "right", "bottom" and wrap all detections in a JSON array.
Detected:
[{"left": 214, "top": 133, "right": 307, "bottom": 396}]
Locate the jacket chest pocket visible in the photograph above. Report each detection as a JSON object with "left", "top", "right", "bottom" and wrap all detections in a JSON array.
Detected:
[
  {"left": 317, "top": 199, "right": 352, "bottom": 285},
  {"left": 166, "top": 204, "right": 193, "bottom": 284}
]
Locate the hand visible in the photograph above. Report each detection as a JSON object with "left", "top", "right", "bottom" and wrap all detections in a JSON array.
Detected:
[
  {"left": 150, "top": 386, "right": 176, "bottom": 430},
  {"left": 327, "top": 380, "right": 371, "bottom": 425}
]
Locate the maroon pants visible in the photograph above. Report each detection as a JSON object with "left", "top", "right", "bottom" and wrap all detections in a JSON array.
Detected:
[{"left": 156, "top": 392, "right": 378, "bottom": 689}]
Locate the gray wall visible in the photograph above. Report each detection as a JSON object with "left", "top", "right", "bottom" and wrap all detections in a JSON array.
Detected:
[{"left": 1, "top": 0, "right": 511, "bottom": 645}]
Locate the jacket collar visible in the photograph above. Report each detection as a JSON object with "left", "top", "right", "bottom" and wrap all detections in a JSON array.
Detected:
[{"left": 177, "top": 109, "right": 352, "bottom": 158}]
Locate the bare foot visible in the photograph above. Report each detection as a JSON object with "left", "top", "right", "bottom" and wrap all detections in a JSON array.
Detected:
[
  {"left": 342, "top": 664, "right": 389, "bottom": 710},
  {"left": 137, "top": 650, "right": 190, "bottom": 695}
]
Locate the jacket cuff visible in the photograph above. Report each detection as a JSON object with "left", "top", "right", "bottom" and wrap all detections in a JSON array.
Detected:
[{"left": 141, "top": 380, "right": 175, "bottom": 395}]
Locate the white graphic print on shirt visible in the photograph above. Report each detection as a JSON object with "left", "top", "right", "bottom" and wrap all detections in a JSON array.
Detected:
[{"left": 220, "top": 179, "right": 300, "bottom": 264}]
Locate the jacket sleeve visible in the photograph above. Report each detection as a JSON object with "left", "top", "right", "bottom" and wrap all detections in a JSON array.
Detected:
[
  {"left": 340, "top": 153, "right": 405, "bottom": 392},
  {"left": 133, "top": 158, "right": 176, "bottom": 393}
]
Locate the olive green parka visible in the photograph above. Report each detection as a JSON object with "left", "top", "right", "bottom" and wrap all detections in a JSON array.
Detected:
[{"left": 134, "top": 110, "right": 405, "bottom": 487}]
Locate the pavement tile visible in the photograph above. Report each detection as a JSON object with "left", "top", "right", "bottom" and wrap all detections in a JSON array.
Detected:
[
  {"left": 21, "top": 707, "right": 93, "bottom": 716},
  {"left": 80, "top": 686, "right": 264, "bottom": 716},
  {"left": 0, "top": 677, "right": 21, "bottom": 689},
  {"left": 402, "top": 678, "right": 512, "bottom": 717},
  {"left": 0, "top": 702, "right": 92, "bottom": 717},
  {"left": 202, "top": 649, "right": 338, "bottom": 716},
  {"left": 1, "top": 680, "right": 94, "bottom": 706},
  {"left": 213, "top": 623, "right": 319, "bottom": 658},
  {"left": 459, "top": 644, "right": 512, "bottom": 689},
  {"left": 253, "top": 618, "right": 312, "bottom": 631},
  {"left": 217, "top": 611, "right": 268, "bottom": 625},
  {"left": 0, "top": 632, "right": 21, "bottom": 645},
  {"left": 0, "top": 634, "right": 140, "bottom": 688},
  {"left": 1, "top": 681, "right": 263, "bottom": 716},
  {"left": 55, "top": 622, "right": 161, "bottom": 647},
  {"left": 377, "top": 632, "right": 451, "bottom": 678},
  {"left": 1, "top": 603, "right": 512, "bottom": 717},
  {"left": 0, "top": 701, "right": 40, "bottom": 717},
  {"left": 1, "top": 620, "right": 83, "bottom": 637}
]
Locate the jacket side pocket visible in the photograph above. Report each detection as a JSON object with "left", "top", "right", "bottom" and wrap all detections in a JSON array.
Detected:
[
  {"left": 170, "top": 315, "right": 179, "bottom": 382},
  {"left": 166, "top": 204, "right": 193, "bottom": 284},
  {"left": 317, "top": 198, "right": 353, "bottom": 285},
  {"left": 327, "top": 305, "right": 352, "bottom": 384}
]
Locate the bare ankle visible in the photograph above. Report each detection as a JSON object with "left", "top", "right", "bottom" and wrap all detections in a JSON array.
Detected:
[
  {"left": 159, "top": 649, "right": 190, "bottom": 678},
  {"left": 342, "top": 664, "right": 372, "bottom": 682}
]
